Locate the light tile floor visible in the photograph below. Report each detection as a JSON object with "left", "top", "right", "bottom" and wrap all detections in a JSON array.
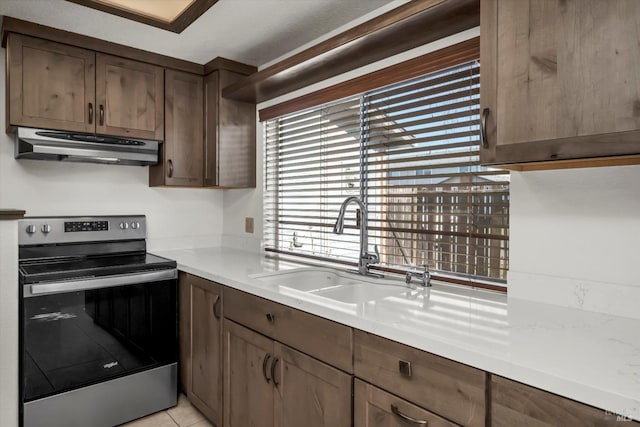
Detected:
[{"left": 120, "top": 394, "right": 213, "bottom": 427}]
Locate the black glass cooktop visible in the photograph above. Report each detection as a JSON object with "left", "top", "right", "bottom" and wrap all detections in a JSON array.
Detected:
[{"left": 19, "top": 253, "right": 176, "bottom": 284}]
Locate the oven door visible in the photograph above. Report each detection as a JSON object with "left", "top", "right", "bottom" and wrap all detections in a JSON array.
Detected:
[{"left": 21, "top": 270, "right": 178, "bottom": 403}]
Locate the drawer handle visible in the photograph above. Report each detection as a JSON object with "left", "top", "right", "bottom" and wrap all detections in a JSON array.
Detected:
[
  {"left": 271, "top": 357, "right": 280, "bottom": 387},
  {"left": 88, "top": 103, "right": 94, "bottom": 124},
  {"left": 480, "top": 107, "right": 490, "bottom": 148},
  {"left": 212, "top": 295, "right": 221, "bottom": 319},
  {"left": 266, "top": 312, "right": 275, "bottom": 323},
  {"left": 168, "top": 159, "right": 174, "bottom": 178},
  {"left": 399, "top": 360, "right": 412, "bottom": 378},
  {"left": 391, "top": 404, "right": 428, "bottom": 426},
  {"left": 262, "top": 353, "right": 272, "bottom": 383}
]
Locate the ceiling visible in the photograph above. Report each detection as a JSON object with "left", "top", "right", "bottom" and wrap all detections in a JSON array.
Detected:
[{"left": 0, "top": 0, "right": 398, "bottom": 67}]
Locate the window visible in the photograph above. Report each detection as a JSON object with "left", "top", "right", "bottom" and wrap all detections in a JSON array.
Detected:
[{"left": 264, "top": 57, "right": 509, "bottom": 289}]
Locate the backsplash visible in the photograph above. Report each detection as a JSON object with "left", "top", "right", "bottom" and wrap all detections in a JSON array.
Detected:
[{"left": 508, "top": 166, "right": 640, "bottom": 319}]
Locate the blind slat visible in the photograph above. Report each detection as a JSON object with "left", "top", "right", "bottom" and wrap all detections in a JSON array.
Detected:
[{"left": 264, "top": 59, "right": 509, "bottom": 286}]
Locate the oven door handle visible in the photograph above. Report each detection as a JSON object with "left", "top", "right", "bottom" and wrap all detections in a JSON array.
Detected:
[{"left": 26, "top": 269, "right": 178, "bottom": 297}]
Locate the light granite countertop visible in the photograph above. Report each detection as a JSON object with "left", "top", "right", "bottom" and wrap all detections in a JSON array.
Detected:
[{"left": 154, "top": 246, "right": 640, "bottom": 421}]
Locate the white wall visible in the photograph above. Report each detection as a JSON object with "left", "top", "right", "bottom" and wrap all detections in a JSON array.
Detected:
[
  {"left": 0, "top": 219, "right": 19, "bottom": 427},
  {"left": 0, "top": 54, "right": 225, "bottom": 251}
]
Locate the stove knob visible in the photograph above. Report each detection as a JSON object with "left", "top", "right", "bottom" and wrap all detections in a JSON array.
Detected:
[
  {"left": 119, "top": 222, "right": 129, "bottom": 230},
  {"left": 41, "top": 224, "right": 52, "bottom": 234},
  {"left": 131, "top": 221, "right": 140, "bottom": 230},
  {"left": 26, "top": 224, "right": 36, "bottom": 235}
]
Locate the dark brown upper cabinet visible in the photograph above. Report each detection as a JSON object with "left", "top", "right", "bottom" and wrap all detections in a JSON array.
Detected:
[
  {"left": 150, "top": 66, "right": 256, "bottom": 188},
  {"left": 150, "top": 70, "right": 204, "bottom": 187},
  {"left": 95, "top": 54, "right": 164, "bottom": 140},
  {"left": 480, "top": 0, "right": 640, "bottom": 170},
  {"left": 6, "top": 33, "right": 164, "bottom": 140},
  {"left": 204, "top": 69, "right": 256, "bottom": 188},
  {"left": 7, "top": 33, "right": 95, "bottom": 134}
]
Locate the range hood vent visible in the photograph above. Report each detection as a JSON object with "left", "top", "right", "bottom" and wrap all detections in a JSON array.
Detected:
[{"left": 15, "top": 128, "right": 160, "bottom": 166}]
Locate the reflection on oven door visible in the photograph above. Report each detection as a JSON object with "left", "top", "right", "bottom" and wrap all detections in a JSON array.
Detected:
[{"left": 23, "top": 280, "right": 177, "bottom": 402}]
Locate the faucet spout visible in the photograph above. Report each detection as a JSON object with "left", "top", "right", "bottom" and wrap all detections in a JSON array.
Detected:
[{"left": 333, "top": 196, "right": 383, "bottom": 278}]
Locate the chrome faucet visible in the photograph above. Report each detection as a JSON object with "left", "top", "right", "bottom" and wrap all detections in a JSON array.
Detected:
[
  {"left": 333, "top": 196, "right": 383, "bottom": 278},
  {"left": 405, "top": 264, "right": 431, "bottom": 287}
]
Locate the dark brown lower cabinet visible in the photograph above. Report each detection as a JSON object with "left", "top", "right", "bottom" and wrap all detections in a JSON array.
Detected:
[
  {"left": 491, "top": 375, "right": 640, "bottom": 427},
  {"left": 179, "top": 273, "right": 223, "bottom": 426},
  {"left": 223, "top": 319, "right": 274, "bottom": 427},
  {"left": 354, "top": 379, "right": 458, "bottom": 427},
  {"left": 223, "top": 319, "right": 352, "bottom": 427}
]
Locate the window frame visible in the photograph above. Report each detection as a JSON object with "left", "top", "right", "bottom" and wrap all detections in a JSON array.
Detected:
[{"left": 261, "top": 37, "right": 509, "bottom": 293}]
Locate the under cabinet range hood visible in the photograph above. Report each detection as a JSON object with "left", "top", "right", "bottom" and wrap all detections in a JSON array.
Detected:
[{"left": 15, "top": 127, "right": 160, "bottom": 166}]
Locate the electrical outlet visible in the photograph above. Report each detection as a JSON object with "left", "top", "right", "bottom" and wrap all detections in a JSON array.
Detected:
[{"left": 245, "top": 217, "right": 254, "bottom": 234}]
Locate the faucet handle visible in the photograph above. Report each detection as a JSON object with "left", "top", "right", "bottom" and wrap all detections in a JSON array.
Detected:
[
  {"left": 421, "top": 263, "right": 432, "bottom": 287},
  {"left": 363, "top": 244, "right": 380, "bottom": 266}
]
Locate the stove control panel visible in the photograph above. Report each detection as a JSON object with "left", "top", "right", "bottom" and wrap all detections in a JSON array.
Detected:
[
  {"left": 18, "top": 216, "right": 146, "bottom": 245},
  {"left": 65, "top": 221, "right": 109, "bottom": 232}
]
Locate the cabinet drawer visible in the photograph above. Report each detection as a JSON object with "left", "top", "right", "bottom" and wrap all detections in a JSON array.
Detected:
[
  {"left": 355, "top": 379, "right": 459, "bottom": 427},
  {"left": 354, "top": 330, "right": 485, "bottom": 427},
  {"left": 492, "top": 375, "right": 639, "bottom": 427},
  {"left": 223, "top": 287, "right": 353, "bottom": 373}
]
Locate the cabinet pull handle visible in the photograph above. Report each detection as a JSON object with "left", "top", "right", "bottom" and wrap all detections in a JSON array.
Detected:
[
  {"left": 212, "top": 295, "right": 221, "bottom": 319},
  {"left": 266, "top": 312, "right": 275, "bottom": 323},
  {"left": 271, "top": 357, "right": 280, "bottom": 387},
  {"left": 88, "top": 103, "right": 94, "bottom": 124},
  {"left": 399, "top": 360, "right": 412, "bottom": 378},
  {"left": 99, "top": 104, "right": 105, "bottom": 126},
  {"left": 168, "top": 160, "right": 174, "bottom": 178},
  {"left": 262, "top": 353, "right": 272, "bottom": 383},
  {"left": 480, "top": 108, "right": 490, "bottom": 148},
  {"left": 390, "top": 404, "right": 428, "bottom": 426}
]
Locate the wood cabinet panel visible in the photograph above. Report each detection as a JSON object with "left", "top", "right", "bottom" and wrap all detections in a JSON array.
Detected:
[
  {"left": 189, "top": 275, "right": 223, "bottom": 425},
  {"left": 223, "top": 287, "right": 353, "bottom": 373},
  {"left": 223, "top": 319, "right": 275, "bottom": 427},
  {"left": 354, "top": 330, "right": 485, "bottom": 427},
  {"left": 7, "top": 33, "right": 95, "bottom": 133},
  {"left": 178, "top": 273, "right": 191, "bottom": 393},
  {"left": 204, "top": 70, "right": 256, "bottom": 188},
  {"left": 274, "top": 343, "right": 352, "bottom": 427},
  {"left": 354, "top": 379, "right": 458, "bottom": 427},
  {"left": 491, "top": 375, "right": 639, "bottom": 427},
  {"left": 95, "top": 53, "right": 164, "bottom": 140},
  {"left": 152, "top": 70, "right": 204, "bottom": 186},
  {"left": 203, "top": 71, "right": 219, "bottom": 187},
  {"left": 480, "top": 0, "right": 640, "bottom": 168}
]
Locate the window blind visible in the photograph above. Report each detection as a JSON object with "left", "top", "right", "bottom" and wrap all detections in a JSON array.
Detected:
[{"left": 264, "top": 60, "right": 509, "bottom": 287}]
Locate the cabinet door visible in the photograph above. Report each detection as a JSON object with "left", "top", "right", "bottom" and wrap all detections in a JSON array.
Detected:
[
  {"left": 480, "top": 0, "right": 640, "bottom": 167},
  {"left": 189, "top": 276, "right": 223, "bottom": 425},
  {"left": 492, "top": 375, "right": 639, "bottom": 427},
  {"left": 95, "top": 53, "right": 163, "bottom": 140},
  {"left": 7, "top": 33, "right": 95, "bottom": 133},
  {"left": 273, "top": 342, "right": 351, "bottom": 427},
  {"left": 223, "top": 320, "right": 274, "bottom": 427},
  {"left": 354, "top": 379, "right": 458, "bottom": 427},
  {"left": 204, "top": 70, "right": 256, "bottom": 188},
  {"left": 151, "top": 70, "right": 204, "bottom": 187}
]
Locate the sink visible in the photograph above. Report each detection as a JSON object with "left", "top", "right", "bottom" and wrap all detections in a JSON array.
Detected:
[{"left": 249, "top": 267, "right": 410, "bottom": 304}]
